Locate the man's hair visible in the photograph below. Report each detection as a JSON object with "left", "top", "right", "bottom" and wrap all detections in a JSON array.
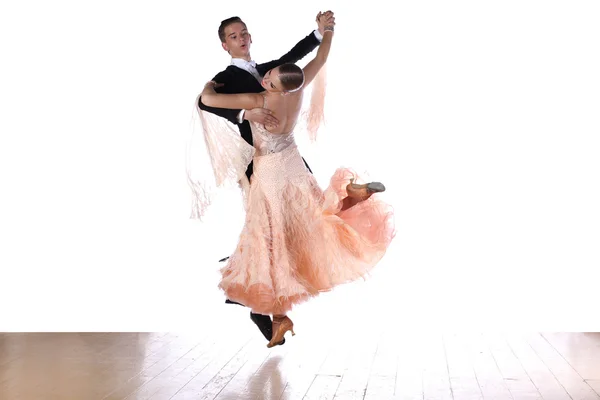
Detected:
[
  {"left": 278, "top": 64, "right": 305, "bottom": 92},
  {"left": 218, "top": 17, "right": 247, "bottom": 43}
]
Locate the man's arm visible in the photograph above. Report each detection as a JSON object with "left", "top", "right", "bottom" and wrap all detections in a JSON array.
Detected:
[
  {"left": 257, "top": 11, "right": 334, "bottom": 74},
  {"left": 198, "top": 70, "right": 243, "bottom": 125},
  {"left": 257, "top": 31, "right": 321, "bottom": 74}
]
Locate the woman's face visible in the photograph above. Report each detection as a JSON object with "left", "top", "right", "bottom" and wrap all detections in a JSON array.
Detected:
[{"left": 261, "top": 67, "right": 284, "bottom": 93}]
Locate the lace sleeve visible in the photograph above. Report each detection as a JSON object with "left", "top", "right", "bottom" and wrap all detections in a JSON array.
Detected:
[
  {"left": 297, "top": 65, "right": 327, "bottom": 143},
  {"left": 186, "top": 94, "right": 255, "bottom": 220}
]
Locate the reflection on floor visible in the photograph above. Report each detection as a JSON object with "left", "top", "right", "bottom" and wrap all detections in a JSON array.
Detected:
[{"left": 2, "top": 322, "right": 600, "bottom": 399}]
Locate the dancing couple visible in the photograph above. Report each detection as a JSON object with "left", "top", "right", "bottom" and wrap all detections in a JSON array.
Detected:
[{"left": 192, "top": 11, "right": 395, "bottom": 348}]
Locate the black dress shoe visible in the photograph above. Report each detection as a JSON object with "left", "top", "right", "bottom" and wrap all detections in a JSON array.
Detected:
[
  {"left": 250, "top": 312, "right": 285, "bottom": 346},
  {"left": 224, "top": 300, "right": 285, "bottom": 346}
]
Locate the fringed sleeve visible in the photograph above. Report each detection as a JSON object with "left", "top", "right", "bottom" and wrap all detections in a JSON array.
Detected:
[{"left": 186, "top": 94, "right": 255, "bottom": 220}]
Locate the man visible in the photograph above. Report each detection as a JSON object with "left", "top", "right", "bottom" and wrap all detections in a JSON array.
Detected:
[{"left": 198, "top": 13, "right": 334, "bottom": 345}]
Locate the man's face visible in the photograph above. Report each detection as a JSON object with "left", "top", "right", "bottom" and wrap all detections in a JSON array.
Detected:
[{"left": 222, "top": 22, "right": 251, "bottom": 58}]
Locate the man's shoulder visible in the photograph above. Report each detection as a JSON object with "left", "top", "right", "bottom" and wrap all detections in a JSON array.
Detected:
[{"left": 213, "top": 65, "right": 246, "bottom": 80}]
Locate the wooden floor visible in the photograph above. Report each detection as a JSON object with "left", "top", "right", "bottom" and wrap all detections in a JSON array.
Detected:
[{"left": 1, "top": 321, "right": 599, "bottom": 400}]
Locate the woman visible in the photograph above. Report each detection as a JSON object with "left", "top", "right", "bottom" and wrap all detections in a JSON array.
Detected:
[{"left": 200, "top": 14, "right": 395, "bottom": 348}]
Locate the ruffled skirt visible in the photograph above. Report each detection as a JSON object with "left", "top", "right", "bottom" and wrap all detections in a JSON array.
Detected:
[{"left": 219, "top": 144, "right": 395, "bottom": 315}]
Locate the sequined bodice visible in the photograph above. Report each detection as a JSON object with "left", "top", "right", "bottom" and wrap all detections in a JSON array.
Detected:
[{"left": 250, "top": 121, "right": 296, "bottom": 156}]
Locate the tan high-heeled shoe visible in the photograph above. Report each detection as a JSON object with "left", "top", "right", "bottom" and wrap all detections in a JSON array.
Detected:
[
  {"left": 341, "top": 178, "right": 386, "bottom": 210},
  {"left": 346, "top": 178, "right": 386, "bottom": 200},
  {"left": 267, "top": 315, "right": 295, "bottom": 348}
]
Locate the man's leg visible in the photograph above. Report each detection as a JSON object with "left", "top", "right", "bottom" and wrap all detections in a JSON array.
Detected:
[{"left": 302, "top": 157, "right": 312, "bottom": 173}]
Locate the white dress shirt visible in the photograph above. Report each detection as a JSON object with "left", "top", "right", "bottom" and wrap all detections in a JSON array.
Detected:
[{"left": 230, "top": 30, "right": 324, "bottom": 123}]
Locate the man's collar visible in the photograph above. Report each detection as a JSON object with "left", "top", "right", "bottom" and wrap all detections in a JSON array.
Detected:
[{"left": 230, "top": 58, "right": 256, "bottom": 68}]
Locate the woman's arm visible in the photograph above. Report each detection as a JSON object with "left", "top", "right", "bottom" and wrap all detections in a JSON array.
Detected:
[
  {"left": 302, "top": 14, "right": 334, "bottom": 87},
  {"left": 197, "top": 69, "right": 244, "bottom": 125},
  {"left": 200, "top": 82, "right": 264, "bottom": 110}
]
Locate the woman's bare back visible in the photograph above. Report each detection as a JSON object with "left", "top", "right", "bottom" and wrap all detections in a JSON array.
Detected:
[{"left": 262, "top": 90, "right": 304, "bottom": 134}]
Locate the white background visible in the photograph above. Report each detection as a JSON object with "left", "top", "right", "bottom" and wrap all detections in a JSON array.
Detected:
[{"left": 1, "top": 0, "right": 599, "bottom": 331}]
